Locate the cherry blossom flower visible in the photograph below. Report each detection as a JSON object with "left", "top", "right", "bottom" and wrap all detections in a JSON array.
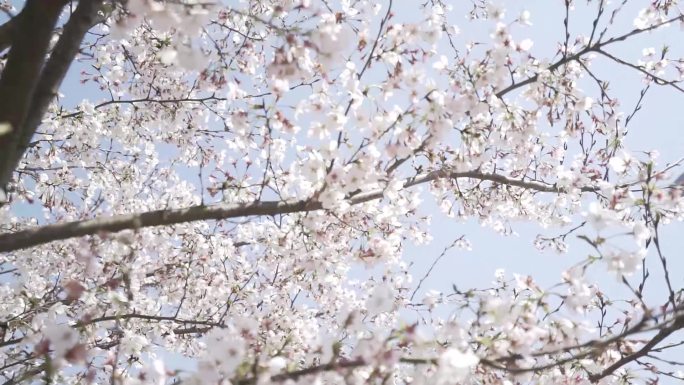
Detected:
[
  {"left": 585, "top": 202, "right": 617, "bottom": 231},
  {"left": 609, "top": 151, "right": 634, "bottom": 174},
  {"left": 435, "top": 348, "right": 479, "bottom": 384},
  {"left": 366, "top": 283, "right": 396, "bottom": 316},
  {"left": 42, "top": 323, "right": 80, "bottom": 363}
]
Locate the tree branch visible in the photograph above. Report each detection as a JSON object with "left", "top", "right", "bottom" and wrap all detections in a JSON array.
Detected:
[
  {"left": 0, "top": 0, "right": 103, "bottom": 192},
  {"left": 594, "top": 48, "right": 684, "bottom": 93},
  {"left": 495, "top": 14, "right": 684, "bottom": 99},
  {"left": 0, "top": 313, "right": 224, "bottom": 349},
  {"left": 237, "top": 358, "right": 366, "bottom": 385},
  {"left": 588, "top": 315, "right": 684, "bottom": 383},
  {"left": 0, "top": 13, "right": 21, "bottom": 53},
  {"left": 0, "top": 0, "right": 67, "bottom": 189},
  {"left": 0, "top": 169, "right": 595, "bottom": 252}
]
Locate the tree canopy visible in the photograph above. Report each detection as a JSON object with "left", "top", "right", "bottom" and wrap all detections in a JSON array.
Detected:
[{"left": 1, "top": 1, "right": 684, "bottom": 384}]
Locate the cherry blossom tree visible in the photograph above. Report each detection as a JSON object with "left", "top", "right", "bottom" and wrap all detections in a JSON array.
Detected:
[{"left": 1, "top": 0, "right": 684, "bottom": 384}]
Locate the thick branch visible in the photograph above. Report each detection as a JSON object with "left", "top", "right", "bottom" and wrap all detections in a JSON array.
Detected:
[
  {"left": 238, "top": 358, "right": 366, "bottom": 385},
  {"left": 0, "top": 169, "right": 595, "bottom": 252},
  {"left": 0, "top": 13, "right": 21, "bottom": 53},
  {"left": 0, "top": 0, "right": 103, "bottom": 192},
  {"left": 0, "top": 0, "right": 67, "bottom": 188}
]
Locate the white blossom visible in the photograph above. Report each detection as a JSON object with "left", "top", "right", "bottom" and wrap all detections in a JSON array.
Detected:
[{"left": 435, "top": 348, "right": 479, "bottom": 384}]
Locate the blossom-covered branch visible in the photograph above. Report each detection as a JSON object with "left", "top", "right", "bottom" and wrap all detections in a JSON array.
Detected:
[{"left": 0, "top": 169, "right": 597, "bottom": 252}]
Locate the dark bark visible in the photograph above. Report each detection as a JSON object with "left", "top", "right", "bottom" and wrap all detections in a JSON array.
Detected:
[
  {"left": 0, "top": 0, "right": 67, "bottom": 190},
  {"left": 0, "top": 0, "right": 102, "bottom": 193},
  {"left": 0, "top": 13, "right": 22, "bottom": 54}
]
